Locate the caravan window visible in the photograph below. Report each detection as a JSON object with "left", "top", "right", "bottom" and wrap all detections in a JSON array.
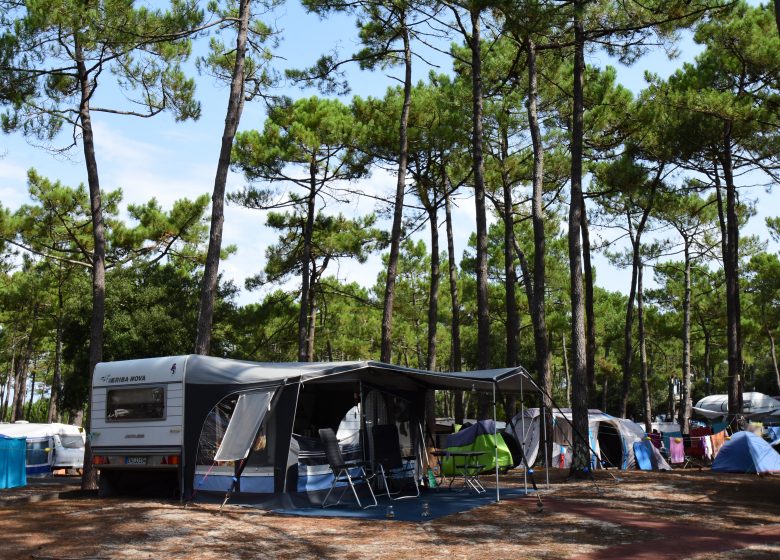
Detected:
[
  {"left": 27, "top": 440, "right": 50, "bottom": 466},
  {"left": 106, "top": 386, "right": 165, "bottom": 421}
]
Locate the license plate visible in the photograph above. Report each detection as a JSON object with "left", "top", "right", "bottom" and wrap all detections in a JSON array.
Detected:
[{"left": 125, "top": 456, "right": 147, "bottom": 465}]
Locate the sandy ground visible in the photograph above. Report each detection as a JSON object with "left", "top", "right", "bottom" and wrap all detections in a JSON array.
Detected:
[{"left": 1, "top": 469, "right": 779, "bottom": 560}]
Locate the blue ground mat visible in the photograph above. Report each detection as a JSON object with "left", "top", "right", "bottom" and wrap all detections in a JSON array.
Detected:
[{"left": 267, "top": 487, "right": 534, "bottom": 522}]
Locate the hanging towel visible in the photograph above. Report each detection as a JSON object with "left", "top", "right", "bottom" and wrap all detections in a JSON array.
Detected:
[
  {"left": 669, "top": 437, "right": 685, "bottom": 464},
  {"left": 711, "top": 431, "right": 727, "bottom": 457},
  {"left": 703, "top": 435, "right": 713, "bottom": 460}
]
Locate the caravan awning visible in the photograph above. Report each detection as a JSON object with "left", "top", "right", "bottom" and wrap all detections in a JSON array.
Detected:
[{"left": 177, "top": 356, "right": 539, "bottom": 393}]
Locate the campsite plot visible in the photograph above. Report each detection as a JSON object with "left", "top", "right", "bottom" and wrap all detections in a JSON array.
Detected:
[{"left": 1, "top": 470, "right": 778, "bottom": 559}]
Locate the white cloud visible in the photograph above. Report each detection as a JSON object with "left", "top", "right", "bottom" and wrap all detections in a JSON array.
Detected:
[
  {"left": 0, "top": 159, "right": 27, "bottom": 183},
  {"left": 92, "top": 121, "right": 163, "bottom": 167},
  {"left": 0, "top": 160, "right": 29, "bottom": 210}
]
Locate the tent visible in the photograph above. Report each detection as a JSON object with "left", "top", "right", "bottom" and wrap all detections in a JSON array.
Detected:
[
  {"left": 0, "top": 435, "right": 26, "bottom": 489},
  {"left": 0, "top": 423, "right": 85, "bottom": 475},
  {"left": 711, "top": 431, "right": 780, "bottom": 474},
  {"left": 439, "top": 420, "right": 514, "bottom": 476},
  {"left": 167, "top": 356, "right": 541, "bottom": 504},
  {"left": 509, "top": 408, "right": 670, "bottom": 470}
]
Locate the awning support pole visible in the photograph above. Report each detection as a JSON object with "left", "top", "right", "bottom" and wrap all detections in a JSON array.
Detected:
[
  {"left": 542, "top": 403, "right": 550, "bottom": 489},
  {"left": 521, "top": 380, "right": 527, "bottom": 494},
  {"left": 359, "top": 380, "right": 367, "bottom": 467},
  {"left": 493, "top": 382, "right": 500, "bottom": 502}
]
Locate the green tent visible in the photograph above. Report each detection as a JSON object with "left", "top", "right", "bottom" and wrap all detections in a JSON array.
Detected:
[{"left": 440, "top": 421, "right": 513, "bottom": 476}]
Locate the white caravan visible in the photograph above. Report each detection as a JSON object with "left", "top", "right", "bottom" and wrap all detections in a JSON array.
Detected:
[
  {"left": 693, "top": 392, "right": 780, "bottom": 422},
  {"left": 0, "top": 422, "right": 85, "bottom": 475},
  {"left": 91, "top": 356, "right": 184, "bottom": 494}
]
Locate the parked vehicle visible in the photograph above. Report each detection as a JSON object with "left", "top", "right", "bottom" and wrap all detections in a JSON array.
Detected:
[
  {"left": 0, "top": 422, "right": 85, "bottom": 475},
  {"left": 90, "top": 355, "right": 184, "bottom": 496},
  {"left": 694, "top": 392, "right": 780, "bottom": 422}
]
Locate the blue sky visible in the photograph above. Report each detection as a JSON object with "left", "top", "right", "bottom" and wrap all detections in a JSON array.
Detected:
[{"left": 1, "top": 1, "right": 776, "bottom": 306}]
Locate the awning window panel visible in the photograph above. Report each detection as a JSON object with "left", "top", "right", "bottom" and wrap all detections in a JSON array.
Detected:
[{"left": 213, "top": 390, "right": 274, "bottom": 462}]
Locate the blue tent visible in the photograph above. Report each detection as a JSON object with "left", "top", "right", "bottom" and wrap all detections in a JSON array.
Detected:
[
  {"left": 712, "top": 431, "right": 780, "bottom": 474},
  {"left": 0, "top": 435, "right": 27, "bottom": 489}
]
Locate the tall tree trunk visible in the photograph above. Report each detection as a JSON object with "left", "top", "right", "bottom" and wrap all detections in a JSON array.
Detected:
[
  {"left": 77, "top": 39, "right": 107, "bottom": 490},
  {"left": 48, "top": 318, "right": 63, "bottom": 423},
  {"left": 720, "top": 124, "right": 743, "bottom": 419},
  {"left": 11, "top": 360, "right": 27, "bottom": 422},
  {"left": 581, "top": 196, "right": 597, "bottom": 405},
  {"left": 411, "top": 288, "right": 424, "bottom": 369},
  {"left": 1, "top": 375, "right": 9, "bottom": 421},
  {"left": 27, "top": 369, "right": 37, "bottom": 420},
  {"left": 601, "top": 373, "right": 608, "bottom": 412},
  {"left": 527, "top": 37, "right": 553, "bottom": 465},
  {"left": 619, "top": 175, "right": 658, "bottom": 418},
  {"left": 513, "top": 241, "right": 534, "bottom": 314},
  {"left": 775, "top": 0, "right": 780, "bottom": 38},
  {"left": 426, "top": 204, "right": 440, "bottom": 371},
  {"left": 714, "top": 161, "right": 728, "bottom": 260},
  {"left": 444, "top": 186, "right": 464, "bottom": 422},
  {"left": 194, "top": 0, "right": 250, "bottom": 355},
  {"left": 701, "top": 318, "right": 712, "bottom": 393},
  {"left": 620, "top": 250, "right": 638, "bottom": 419},
  {"left": 713, "top": 165, "right": 725, "bottom": 390},
  {"left": 380, "top": 21, "right": 412, "bottom": 363},
  {"left": 562, "top": 332, "right": 571, "bottom": 407},
  {"left": 500, "top": 127, "right": 519, "bottom": 368},
  {"left": 569, "top": 1, "right": 590, "bottom": 475},
  {"left": 12, "top": 319, "right": 36, "bottom": 422},
  {"left": 326, "top": 338, "right": 334, "bottom": 362},
  {"left": 679, "top": 240, "right": 693, "bottom": 435},
  {"left": 468, "top": 8, "right": 489, "bottom": 372},
  {"left": 1, "top": 343, "right": 15, "bottom": 421},
  {"left": 637, "top": 263, "right": 652, "bottom": 433},
  {"left": 48, "top": 282, "right": 64, "bottom": 423},
  {"left": 299, "top": 160, "right": 318, "bottom": 361},
  {"left": 306, "top": 265, "right": 317, "bottom": 360},
  {"left": 426, "top": 204, "right": 438, "bottom": 436},
  {"left": 767, "top": 327, "right": 780, "bottom": 394}
]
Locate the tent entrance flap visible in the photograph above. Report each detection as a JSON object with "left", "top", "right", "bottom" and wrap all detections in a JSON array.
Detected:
[
  {"left": 214, "top": 390, "right": 274, "bottom": 462},
  {"left": 597, "top": 422, "right": 623, "bottom": 468}
]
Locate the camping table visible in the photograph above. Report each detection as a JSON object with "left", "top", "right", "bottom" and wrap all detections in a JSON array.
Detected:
[{"left": 432, "top": 450, "right": 486, "bottom": 494}]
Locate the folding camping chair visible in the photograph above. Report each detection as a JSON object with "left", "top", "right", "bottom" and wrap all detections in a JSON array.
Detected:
[
  {"left": 371, "top": 424, "right": 420, "bottom": 500},
  {"left": 319, "top": 428, "right": 377, "bottom": 509}
]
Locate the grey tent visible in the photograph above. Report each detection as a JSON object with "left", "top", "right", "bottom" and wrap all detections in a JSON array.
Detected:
[{"left": 509, "top": 408, "right": 671, "bottom": 470}]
